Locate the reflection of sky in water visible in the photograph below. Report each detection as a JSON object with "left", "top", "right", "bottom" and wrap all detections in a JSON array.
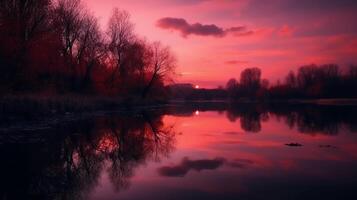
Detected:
[{"left": 89, "top": 110, "right": 357, "bottom": 200}]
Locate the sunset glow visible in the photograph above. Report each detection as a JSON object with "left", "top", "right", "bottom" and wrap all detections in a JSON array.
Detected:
[
  {"left": 84, "top": 0, "right": 357, "bottom": 88},
  {"left": 2, "top": 1, "right": 357, "bottom": 199}
]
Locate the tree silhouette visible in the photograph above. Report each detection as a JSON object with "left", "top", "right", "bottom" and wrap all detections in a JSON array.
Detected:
[{"left": 142, "top": 42, "right": 176, "bottom": 99}]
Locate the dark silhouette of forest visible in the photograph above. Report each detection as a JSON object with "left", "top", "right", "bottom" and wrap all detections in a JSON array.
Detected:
[
  {"left": 225, "top": 64, "right": 357, "bottom": 100},
  {"left": 168, "top": 64, "right": 357, "bottom": 102},
  {"left": 0, "top": 0, "right": 175, "bottom": 99}
]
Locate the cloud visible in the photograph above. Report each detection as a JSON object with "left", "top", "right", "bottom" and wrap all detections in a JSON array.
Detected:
[
  {"left": 157, "top": 17, "right": 253, "bottom": 38},
  {"left": 172, "top": 0, "right": 211, "bottom": 5},
  {"left": 227, "top": 159, "right": 254, "bottom": 168},
  {"left": 226, "top": 26, "right": 255, "bottom": 36},
  {"left": 278, "top": 25, "right": 294, "bottom": 37},
  {"left": 225, "top": 60, "right": 250, "bottom": 65},
  {"left": 158, "top": 157, "right": 226, "bottom": 177}
]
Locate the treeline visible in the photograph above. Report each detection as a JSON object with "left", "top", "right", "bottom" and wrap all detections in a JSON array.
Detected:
[
  {"left": 226, "top": 64, "right": 357, "bottom": 100},
  {"left": 0, "top": 0, "right": 175, "bottom": 99}
]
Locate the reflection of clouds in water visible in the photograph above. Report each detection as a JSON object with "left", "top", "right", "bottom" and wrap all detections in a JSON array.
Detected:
[
  {"left": 158, "top": 157, "right": 225, "bottom": 177},
  {"left": 158, "top": 157, "right": 254, "bottom": 177}
]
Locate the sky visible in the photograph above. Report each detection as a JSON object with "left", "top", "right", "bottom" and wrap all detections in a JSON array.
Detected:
[{"left": 84, "top": 0, "right": 357, "bottom": 88}]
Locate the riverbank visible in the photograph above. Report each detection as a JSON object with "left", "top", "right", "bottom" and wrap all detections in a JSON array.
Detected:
[
  {"left": 1, "top": 96, "right": 357, "bottom": 133},
  {"left": 0, "top": 95, "right": 168, "bottom": 118}
]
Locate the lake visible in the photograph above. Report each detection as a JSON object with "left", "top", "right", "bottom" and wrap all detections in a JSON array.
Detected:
[{"left": 1, "top": 103, "right": 357, "bottom": 199}]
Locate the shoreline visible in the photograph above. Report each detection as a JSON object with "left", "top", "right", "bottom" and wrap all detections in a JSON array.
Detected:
[
  {"left": 1, "top": 96, "right": 357, "bottom": 133},
  {"left": 1, "top": 96, "right": 357, "bottom": 117}
]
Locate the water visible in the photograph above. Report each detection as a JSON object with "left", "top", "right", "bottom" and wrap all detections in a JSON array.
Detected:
[{"left": 1, "top": 104, "right": 357, "bottom": 199}]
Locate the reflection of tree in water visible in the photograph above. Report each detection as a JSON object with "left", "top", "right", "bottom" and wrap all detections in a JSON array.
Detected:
[
  {"left": 224, "top": 104, "right": 357, "bottom": 135},
  {"left": 270, "top": 105, "right": 357, "bottom": 135},
  {"left": 226, "top": 104, "right": 269, "bottom": 133},
  {"left": 0, "top": 112, "right": 176, "bottom": 199}
]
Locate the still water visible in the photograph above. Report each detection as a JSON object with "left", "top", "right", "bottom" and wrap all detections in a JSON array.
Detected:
[{"left": 1, "top": 104, "right": 357, "bottom": 199}]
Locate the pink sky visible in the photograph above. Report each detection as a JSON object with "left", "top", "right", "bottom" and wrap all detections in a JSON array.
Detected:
[{"left": 84, "top": 0, "right": 357, "bottom": 88}]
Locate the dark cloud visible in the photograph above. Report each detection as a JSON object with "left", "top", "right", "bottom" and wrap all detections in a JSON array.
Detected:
[
  {"left": 157, "top": 17, "right": 252, "bottom": 38},
  {"left": 158, "top": 157, "right": 226, "bottom": 177}
]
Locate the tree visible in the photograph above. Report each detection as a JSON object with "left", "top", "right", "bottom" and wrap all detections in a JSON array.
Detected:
[
  {"left": 285, "top": 70, "right": 297, "bottom": 88},
  {"left": 226, "top": 78, "right": 238, "bottom": 99},
  {"left": 0, "top": 0, "right": 52, "bottom": 91},
  {"left": 240, "top": 67, "right": 261, "bottom": 98},
  {"left": 0, "top": 1, "right": 177, "bottom": 97},
  {"left": 52, "top": 0, "right": 107, "bottom": 92},
  {"left": 106, "top": 8, "right": 134, "bottom": 89},
  {"left": 348, "top": 65, "right": 357, "bottom": 80},
  {"left": 76, "top": 15, "right": 105, "bottom": 92},
  {"left": 142, "top": 42, "right": 176, "bottom": 99},
  {"left": 240, "top": 67, "right": 261, "bottom": 87},
  {"left": 297, "top": 64, "right": 319, "bottom": 89},
  {"left": 53, "top": 0, "right": 86, "bottom": 90},
  {"left": 0, "top": 0, "right": 52, "bottom": 46},
  {"left": 226, "top": 78, "right": 238, "bottom": 91}
]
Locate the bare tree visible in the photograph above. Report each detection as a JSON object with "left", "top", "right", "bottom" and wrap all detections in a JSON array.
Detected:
[
  {"left": 0, "top": 0, "right": 52, "bottom": 90},
  {"left": 106, "top": 8, "right": 134, "bottom": 87},
  {"left": 240, "top": 67, "right": 261, "bottom": 88},
  {"left": 285, "top": 70, "right": 297, "bottom": 88},
  {"left": 349, "top": 65, "right": 357, "bottom": 80},
  {"left": 226, "top": 78, "right": 238, "bottom": 98},
  {"left": 0, "top": 0, "right": 51, "bottom": 44},
  {"left": 142, "top": 42, "right": 176, "bottom": 99},
  {"left": 77, "top": 15, "right": 105, "bottom": 91},
  {"left": 53, "top": 0, "right": 85, "bottom": 80},
  {"left": 53, "top": 0, "right": 105, "bottom": 91},
  {"left": 240, "top": 67, "right": 261, "bottom": 98}
]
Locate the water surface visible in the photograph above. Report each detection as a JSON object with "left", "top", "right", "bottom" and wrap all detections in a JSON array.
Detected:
[{"left": 1, "top": 104, "right": 357, "bottom": 199}]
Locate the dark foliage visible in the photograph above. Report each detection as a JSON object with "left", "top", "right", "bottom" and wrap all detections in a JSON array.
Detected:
[
  {"left": 0, "top": 0, "right": 175, "bottom": 99},
  {"left": 225, "top": 65, "right": 357, "bottom": 100}
]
